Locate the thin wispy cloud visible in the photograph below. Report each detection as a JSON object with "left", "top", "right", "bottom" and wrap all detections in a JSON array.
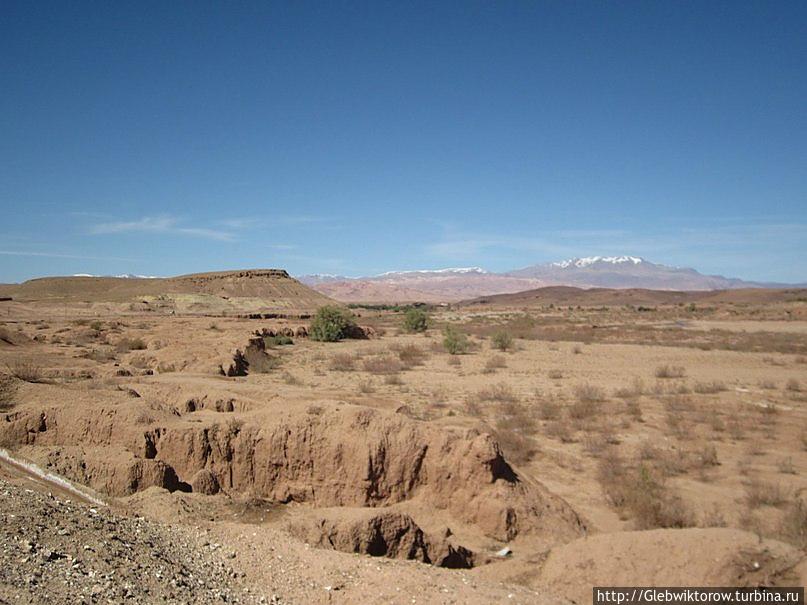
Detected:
[
  {"left": 90, "top": 216, "right": 234, "bottom": 241},
  {"left": 218, "top": 215, "right": 333, "bottom": 230}
]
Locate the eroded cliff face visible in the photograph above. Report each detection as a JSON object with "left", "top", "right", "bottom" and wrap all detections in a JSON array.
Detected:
[
  {"left": 0, "top": 389, "right": 584, "bottom": 564},
  {"left": 1, "top": 403, "right": 582, "bottom": 542}
]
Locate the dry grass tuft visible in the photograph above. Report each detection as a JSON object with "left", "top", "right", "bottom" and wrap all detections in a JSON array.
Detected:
[
  {"left": 328, "top": 353, "right": 356, "bottom": 372},
  {"left": 362, "top": 355, "right": 404, "bottom": 375},
  {"left": 786, "top": 378, "right": 802, "bottom": 392},
  {"left": 537, "top": 396, "right": 561, "bottom": 420},
  {"left": 357, "top": 379, "right": 375, "bottom": 394},
  {"left": 281, "top": 371, "right": 303, "bottom": 386},
  {"left": 598, "top": 450, "right": 694, "bottom": 529},
  {"left": 493, "top": 401, "right": 538, "bottom": 465},
  {"left": 4, "top": 360, "right": 44, "bottom": 383},
  {"left": 394, "top": 343, "right": 428, "bottom": 368},
  {"left": 779, "top": 498, "right": 807, "bottom": 549},
  {"left": 745, "top": 478, "right": 789, "bottom": 508},
  {"left": 474, "top": 382, "right": 519, "bottom": 404},
  {"left": 384, "top": 373, "right": 404, "bottom": 386},
  {"left": 0, "top": 374, "right": 18, "bottom": 410},
  {"left": 574, "top": 383, "right": 606, "bottom": 403},
  {"left": 482, "top": 355, "right": 507, "bottom": 373},
  {"left": 614, "top": 378, "right": 645, "bottom": 399},
  {"left": 693, "top": 380, "right": 727, "bottom": 394},
  {"left": 655, "top": 364, "right": 686, "bottom": 379},
  {"left": 116, "top": 337, "right": 147, "bottom": 352}
]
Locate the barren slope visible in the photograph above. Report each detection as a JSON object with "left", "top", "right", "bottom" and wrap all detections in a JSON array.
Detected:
[
  {"left": 0, "top": 269, "right": 333, "bottom": 314},
  {"left": 459, "top": 286, "right": 807, "bottom": 308}
]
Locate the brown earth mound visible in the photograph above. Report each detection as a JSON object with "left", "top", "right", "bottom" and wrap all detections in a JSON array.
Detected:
[
  {"left": 0, "top": 387, "right": 584, "bottom": 554},
  {"left": 288, "top": 509, "right": 476, "bottom": 568}
]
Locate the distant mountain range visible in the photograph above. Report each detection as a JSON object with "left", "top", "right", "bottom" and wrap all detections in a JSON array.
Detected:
[{"left": 298, "top": 256, "right": 803, "bottom": 303}]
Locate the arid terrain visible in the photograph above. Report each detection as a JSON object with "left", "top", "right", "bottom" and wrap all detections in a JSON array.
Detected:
[
  {"left": 1, "top": 270, "right": 807, "bottom": 603},
  {"left": 298, "top": 257, "right": 804, "bottom": 303}
]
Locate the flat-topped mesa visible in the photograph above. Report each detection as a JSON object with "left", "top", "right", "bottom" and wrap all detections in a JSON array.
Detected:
[
  {"left": 175, "top": 269, "right": 291, "bottom": 280},
  {"left": 0, "top": 268, "right": 334, "bottom": 311}
]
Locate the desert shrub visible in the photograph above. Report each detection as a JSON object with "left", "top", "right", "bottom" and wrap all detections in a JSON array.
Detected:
[
  {"left": 264, "top": 334, "right": 293, "bottom": 347},
  {"left": 395, "top": 344, "right": 427, "bottom": 368},
  {"left": 474, "top": 383, "right": 518, "bottom": 403},
  {"left": 329, "top": 353, "right": 356, "bottom": 371},
  {"left": 362, "top": 355, "right": 403, "bottom": 375},
  {"left": 491, "top": 331, "right": 514, "bottom": 352},
  {"left": 574, "top": 383, "right": 606, "bottom": 404},
  {"left": 442, "top": 325, "right": 469, "bottom": 355},
  {"left": 281, "top": 371, "right": 302, "bottom": 385},
  {"left": 493, "top": 401, "right": 538, "bottom": 464},
  {"left": 116, "top": 337, "right": 147, "bottom": 352},
  {"left": 545, "top": 419, "right": 574, "bottom": 442},
  {"left": 569, "top": 384, "right": 605, "bottom": 420},
  {"left": 569, "top": 398, "right": 598, "bottom": 421},
  {"left": 698, "top": 444, "right": 720, "bottom": 467},
  {"left": 357, "top": 379, "right": 375, "bottom": 394},
  {"left": 0, "top": 375, "right": 17, "bottom": 410},
  {"left": 655, "top": 364, "right": 686, "bottom": 379},
  {"left": 779, "top": 498, "right": 807, "bottom": 549},
  {"left": 538, "top": 397, "right": 561, "bottom": 420},
  {"left": 5, "top": 360, "right": 43, "bottom": 383},
  {"left": 483, "top": 355, "right": 507, "bottom": 373},
  {"left": 626, "top": 399, "right": 643, "bottom": 422},
  {"left": 778, "top": 457, "right": 797, "bottom": 475},
  {"left": 614, "top": 378, "right": 645, "bottom": 399},
  {"left": 598, "top": 453, "right": 694, "bottom": 529},
  {"left": 402, "top": 308, "right": 428, "bottom": 333},
  {"left": 83, "top": 347, "right": 116, "bottom": 363},
  {"left": 693, "top": 380, "right": 727, "bottom": 394},
  {"left": 309, "top": 306, "right": 357, "bottom": 342},
  {"left": 745, "top": 478, "right": 788, "bottom": 508},
  {"left": 383, "top": 373, "right": 403, "bottom": 385}
]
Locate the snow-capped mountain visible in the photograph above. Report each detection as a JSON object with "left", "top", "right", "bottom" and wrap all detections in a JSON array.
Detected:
[
  {"left": 374, "top": 267, "right": 488, "bottom": 278},
  {"left": 550, "top": 256, "right": 644, "bottom": 269},
  {"left": 297, "top": 256, "right": 796, "bottom": 303}
]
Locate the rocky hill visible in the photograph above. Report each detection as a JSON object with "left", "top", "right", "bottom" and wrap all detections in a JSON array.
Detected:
[{"left": 0, "top": 269, "right": 333, "bottom": 314}]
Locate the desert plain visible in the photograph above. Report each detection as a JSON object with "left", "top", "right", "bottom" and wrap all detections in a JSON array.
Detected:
[{"left": 1, "top": 270, "right": 806, "bottom": 603}]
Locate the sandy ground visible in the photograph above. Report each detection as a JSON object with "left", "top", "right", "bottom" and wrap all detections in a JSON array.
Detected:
[{"left": 1, "top": 297, "right": 806, "bottom": 601}]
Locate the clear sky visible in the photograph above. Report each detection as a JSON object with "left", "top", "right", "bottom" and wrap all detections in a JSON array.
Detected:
[{"left": 2, "top": 1, "right": 806, "bottom": 283}]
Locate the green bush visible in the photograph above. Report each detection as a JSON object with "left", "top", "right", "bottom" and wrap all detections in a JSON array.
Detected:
[
  {"left": 402, "top": 308, "right": 428, "bottom": 333},
  {"left": 491, "top": 331, "right": 514, "bottom": 352},
  {"left": 264, "top": 334, "right": 293, "bottom": 347},
  {"left": 309, "top": 306, "right": 357, "bottom": 342},
  {"left": 442, "top": 325, "right": 469, "bottom": 355}
]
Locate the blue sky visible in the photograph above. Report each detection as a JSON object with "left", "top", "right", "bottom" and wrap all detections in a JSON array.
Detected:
[{"left": 1, "top": 1, "right": 806, "bottom": 283}]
